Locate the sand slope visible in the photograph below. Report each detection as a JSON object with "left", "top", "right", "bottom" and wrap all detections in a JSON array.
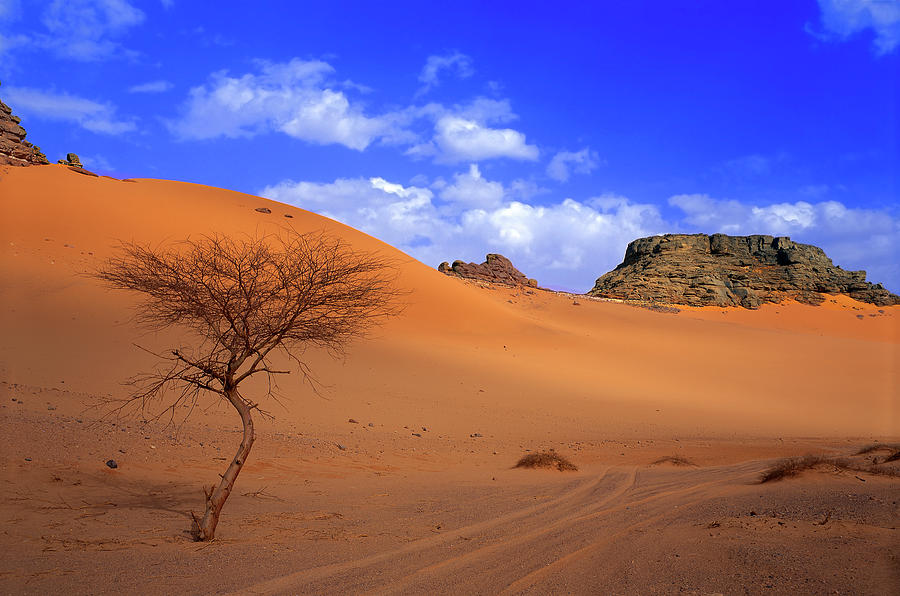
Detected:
[
  {"left": 1, "top": 165, "right": 898, "bottom": 594},
  {"left": 2, "top": 165, "right": 897, "bottom": 439}
]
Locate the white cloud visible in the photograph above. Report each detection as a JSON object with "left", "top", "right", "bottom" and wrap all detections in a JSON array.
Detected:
[
  {"left": 670, "top": 193, "right": 900, "bottom": 291},
  {"left": 128, "top": 80, "right": 173, "bottom": 93},
  {"left": 439, "top": 164, "right": 505, "bottom": 210},
  {"left": 4, "top": 86, "right": 137, "bottom": 134},
  {"left": 809, "top": 0, "right": 900, "bottom": 55},
  {"left": 404, "top": 97, "right": 538, "bottom": 163},
  {"left": 39, "top": 0, "right": 145, "bottom": 61},
  {"left": 260, "top": 177, "right": 445, "bottom": 256},
  {"left": 428, "top": 116, "right": 538, "bottom": 163},
  {"left": 260, "top": 173, "right": 663, "bottom": 292},
  {"left": 416, "top": 51, "right": 473, "bottom": 96},
  {"left": 161, "top": 0, "right": 174, "bottom": 8},
  {"left": 170, "top": 59, "right": 403, "bottom": 150},
  {"left": 547, "top": 148, "right": 603, "bottom": 182},
  {"left": 170, "top": 61, "right": 537, "bottom": 163}
]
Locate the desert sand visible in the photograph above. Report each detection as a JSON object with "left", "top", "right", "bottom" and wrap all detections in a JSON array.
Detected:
[{"left": 1, "top": 165, "right": 898, "bottom": 594}]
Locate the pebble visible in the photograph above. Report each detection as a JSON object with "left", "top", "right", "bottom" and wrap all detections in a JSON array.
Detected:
[{"left": 106, "top": 459, "right": 118, "bottom": 469}]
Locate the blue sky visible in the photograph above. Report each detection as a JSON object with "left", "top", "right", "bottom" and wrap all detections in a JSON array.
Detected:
[{"left": 1, "top": 0, "right": 898, "bottom": 292}]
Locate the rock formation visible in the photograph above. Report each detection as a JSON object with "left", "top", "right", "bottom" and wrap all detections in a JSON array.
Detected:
[
  {"left": 57, "top": 153, "right": 83, "bottom": 167},
  {"left": 0, "top": 83, "right": 50, "bottom": 167},
  {"left": 55, "top": 151, "right": 97, "bottom": 176},
  {"left": 590, "top": 233, "right": 900, "bottom": 308},
  {"left": 439, "top": 254, "right": 538, "bottom": 287}
]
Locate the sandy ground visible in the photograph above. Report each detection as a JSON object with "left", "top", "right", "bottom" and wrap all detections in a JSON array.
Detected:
[{"left": 1, "top": 165, "right": 898, "bottom": 594}]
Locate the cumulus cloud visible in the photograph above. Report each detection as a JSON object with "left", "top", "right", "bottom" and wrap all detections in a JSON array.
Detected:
[
  {"left": 416, "top": 51, "right": 473, "bottom": 96},
  {"left": 4, "top": 86, "right": 137, "bottom": 134},
  {"left": 170, "top": 60, "right": 537, "bottom": 163},
  {"left": 169, "top": 59, "right": 404, "bottom": 150},
  {"left": 438, "top": 164, "right": 505, "bottom": 210},
  {"left": 260, "top": 172, "right": 663, "bottom": 292},
  {"left": 546, "top": 148, "right": 603, "bottom": 182},
  {"left": 260, "top": 176, "right": 445, "bottom": 256},
  {"left": 405, "top": 97, "right": 538, "bottom": 163},
  {"left": 808, "top": 0, "right": 900, "bottom": 55},
  {"left": 409, "top": 115, "right": 538, "bottom": 163},
  {"left": 128, "top": 80, "right": 173, "bottom": 93},
  {"left": 670, "top": 193, "right": 900, "bottom": 291}
]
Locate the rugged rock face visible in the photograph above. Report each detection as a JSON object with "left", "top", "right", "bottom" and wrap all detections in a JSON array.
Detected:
[
  {"left": 0, "top": 84, "right": 50, "bottom": 167},
  {"left": 439, "top": 254, "right": 538, "bottom": 287},
  {"left": 590, "top": 233, "right": 900, "bottom": 308}
]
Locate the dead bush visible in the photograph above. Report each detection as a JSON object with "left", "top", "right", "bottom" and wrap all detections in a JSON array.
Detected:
[{"left": 514, "top": 451, "right": 578, "bottom": 472}]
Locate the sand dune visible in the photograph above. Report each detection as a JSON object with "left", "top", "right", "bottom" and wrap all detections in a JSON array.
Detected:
[{"left": 1, "top": 165, "right": 898, "bottom": 594}]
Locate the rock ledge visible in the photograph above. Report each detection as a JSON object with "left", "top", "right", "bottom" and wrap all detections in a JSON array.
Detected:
[{"left": 589, "top": 233, "right": 899, "bottom": 308}]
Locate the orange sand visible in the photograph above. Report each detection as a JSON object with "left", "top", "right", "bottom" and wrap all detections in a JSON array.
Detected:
[{"left": 1, "top": 165, "right": 897, "bottom": 594}]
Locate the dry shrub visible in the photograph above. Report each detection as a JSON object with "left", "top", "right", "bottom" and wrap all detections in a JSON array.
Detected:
[
  {"left": 759, "top": 455, "right": 831, "bottom": 483},
  {"left": 515, "top": 451, "right": 578, "bottom": 472},
  {"left": 651, "top": 455, "right": 697, "bottom": 467},
  {"left": 760, "top": 453, "right": 900, "bottom": 484}
]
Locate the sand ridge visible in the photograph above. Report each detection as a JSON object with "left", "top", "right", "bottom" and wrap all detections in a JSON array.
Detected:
[{"left": 1, "top": 165, "right": 898, "bottom": 594}]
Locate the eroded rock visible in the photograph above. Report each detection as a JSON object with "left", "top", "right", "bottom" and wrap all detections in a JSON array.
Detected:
[
  {"left": 0, "top": 82, "right": 50, "bottom": 167},
  {"left": 438, "top": 254, "right": 538, "bottom": 287},
  {"left": 590, "top": 233, "right": 900, "bottom": 309}
]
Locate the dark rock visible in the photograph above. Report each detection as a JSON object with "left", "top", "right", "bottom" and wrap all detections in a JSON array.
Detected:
[
  {"left": 348, "top": 418, "right": 358, "bottom": 423},
  {"left": 55, "top": 152, "right": 98, "bottom": 175},
  {"left": 255, "top": 207, "right": 272, "bottom": 214},
  {"left": 57, "top": 153, "right": 82, "bottom": 167},
  {"left": 438, "top": 254, "right": 538, "bottom": 287},
  {"left": 590, "top": 233, "right": 900, "bottom": 309},
  {"left": 105, "top": 459, "right": 118, "bottom": 469},
  {"left": 0, "top": 82, "right": 50, "bottom": 167}
]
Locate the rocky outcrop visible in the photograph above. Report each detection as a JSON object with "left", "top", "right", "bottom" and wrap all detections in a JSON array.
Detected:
[
  {"left": 57, "top": 153, "right": 83, "bottom": 167},
  {"left": 55, "top": 151, "right": 97, "bottom": 176},
  {"left": 590, "top": 233, "right": 900, "bottom": 308},
  {"left": 1, "top": 83, "right": 50, "bottom": 167},
  {"left": 439, "top": 254, "right": 538, "bottom": 287}
]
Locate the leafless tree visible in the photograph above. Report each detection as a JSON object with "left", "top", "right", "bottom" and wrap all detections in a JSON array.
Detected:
[{"left": 95, "top": 229, "right": 400, "bottom": 541}]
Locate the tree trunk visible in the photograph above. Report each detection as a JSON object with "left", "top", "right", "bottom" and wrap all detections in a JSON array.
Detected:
[{"left": 194, "top": 386, "right": 255, "bottom": 541}]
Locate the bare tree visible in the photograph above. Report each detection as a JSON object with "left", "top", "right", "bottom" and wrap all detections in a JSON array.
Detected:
[{"left": 95, "top": 229, "right": 400, "bottom": 541}]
